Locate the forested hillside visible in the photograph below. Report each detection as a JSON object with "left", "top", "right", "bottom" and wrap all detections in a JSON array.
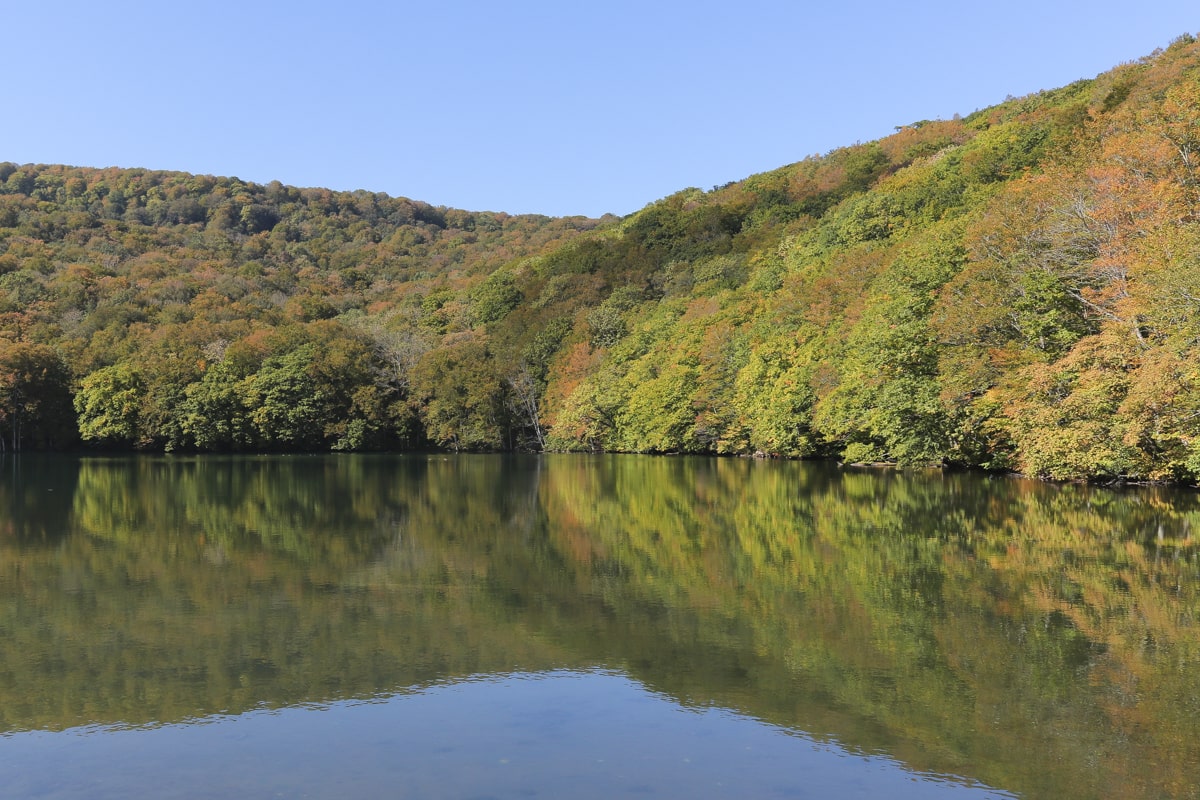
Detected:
[
  {"left": 4, "top": 34, "right": 1200, "bottom": 480},
  {"left": 0, "top": 166, "right": 609, "bottom": 451}
]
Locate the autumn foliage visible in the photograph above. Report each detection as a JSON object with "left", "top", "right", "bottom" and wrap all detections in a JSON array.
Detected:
[{"left": 4, "top": 34, "right": 1200, "bottom": 481}]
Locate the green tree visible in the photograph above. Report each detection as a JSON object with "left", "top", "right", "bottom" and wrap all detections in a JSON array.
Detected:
[
  {"left": 75, "top": 363, "right": 145, "bottom": 447},
  {"left": 471, "top": 272, "right": 523, "bottom": 325},
  {"left": 409, "top": 338, "right": 507, "bottom": 451},
  {"left": 180, "top": 361, "right": 256, "bottom": 451},
  {"left": 0, "top": 342, "right": 77, "bottom": 451},
  {"left": 245, "top": 345, "right": 332, "bottom": 450}
]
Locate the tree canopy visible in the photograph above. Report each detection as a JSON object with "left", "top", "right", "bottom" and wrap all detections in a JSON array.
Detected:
[{"left": 5, "top": 34, "right": 1200, "bottom": 480}]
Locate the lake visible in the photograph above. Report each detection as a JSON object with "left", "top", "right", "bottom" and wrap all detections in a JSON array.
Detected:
[{"left": 1, "top": 454, "right": 1198, "bottom": 799}]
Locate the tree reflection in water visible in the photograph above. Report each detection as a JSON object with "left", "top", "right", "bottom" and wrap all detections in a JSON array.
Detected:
[{"left": 1, "top": 454, "right": 1198, "bottom": 798}]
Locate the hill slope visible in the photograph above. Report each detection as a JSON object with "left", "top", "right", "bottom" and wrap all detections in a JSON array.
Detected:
[{"left": 3, "top": 34, "right": 1200, "bottom": 480}]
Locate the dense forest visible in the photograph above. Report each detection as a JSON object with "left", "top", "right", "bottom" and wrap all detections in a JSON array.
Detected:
[{"left": 4, "top": 35, "right": 1200, "bottom": 480}]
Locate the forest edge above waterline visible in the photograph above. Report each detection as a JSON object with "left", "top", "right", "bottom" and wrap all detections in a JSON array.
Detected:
[{"left": 3, "top": 34, "right": 1200, "bottom": 483}]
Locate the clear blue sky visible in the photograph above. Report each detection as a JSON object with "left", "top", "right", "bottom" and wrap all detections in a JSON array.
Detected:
[{"left": 4, "top": 1, "right": 1197, "bottom": 217}]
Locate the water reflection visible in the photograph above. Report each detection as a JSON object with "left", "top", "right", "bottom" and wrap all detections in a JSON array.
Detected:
[
  {"left": 0, "top": 454, "right": 79, "bottom": 542},
  {"left": 0, "top": 670, "right": 1013, "bottom": 800},
  {"left": 1, "top": 454, "right": 1199, "bottom": 798}
]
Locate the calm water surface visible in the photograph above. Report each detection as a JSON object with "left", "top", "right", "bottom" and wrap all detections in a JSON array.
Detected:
[{"left": 1, "top": 454, "right": 1198, "bottom": 799}]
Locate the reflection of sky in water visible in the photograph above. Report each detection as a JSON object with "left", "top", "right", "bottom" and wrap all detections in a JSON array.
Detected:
[{"left": 1, "top": 670, "right": 1014, "bottom": 800}]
